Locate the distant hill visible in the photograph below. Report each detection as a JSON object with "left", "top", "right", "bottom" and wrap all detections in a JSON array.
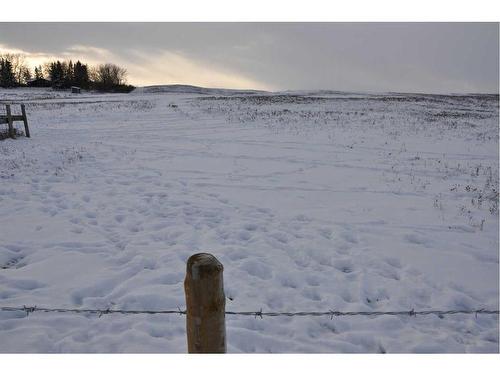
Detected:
[
  {"left": 135, "top": 84, "right": 268, "bottom": 96},
  {"left": 133, "top": 85, "right": 498, "bottom": 98}
]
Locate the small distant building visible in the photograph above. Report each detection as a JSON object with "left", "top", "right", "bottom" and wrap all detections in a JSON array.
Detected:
[
  {"left": 26, "top": 78, "right": 51, "bottom": 88},
  {"left": 71, "top": 86, "right": 81, "bottom": 94},
  {"left": 52, "top": 79, "right": 66, "bottom": 90}
]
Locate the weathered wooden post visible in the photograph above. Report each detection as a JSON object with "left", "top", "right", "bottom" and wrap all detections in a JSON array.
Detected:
[
  {"left": 20, "top": 104, "right": 30, "bottom": 138},
  {"left": 5, "top": 104, "right": 15, "bottom": 138},
  {"left": 184, "top": 253, "right": 226, "bottom": 353}
]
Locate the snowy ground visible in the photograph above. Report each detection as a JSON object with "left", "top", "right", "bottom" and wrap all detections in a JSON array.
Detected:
[{"left": 0, "top": 87, "right": 498, "bottom": 353}]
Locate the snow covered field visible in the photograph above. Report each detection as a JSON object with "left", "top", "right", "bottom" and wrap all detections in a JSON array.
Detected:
[{"left": 0, "top": 87, "right": 498, "bottom": 353}]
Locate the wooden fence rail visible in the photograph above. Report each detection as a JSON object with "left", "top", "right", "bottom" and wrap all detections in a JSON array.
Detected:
[{"left": 0, "top": 104, "right": 30, "bottom": 139}]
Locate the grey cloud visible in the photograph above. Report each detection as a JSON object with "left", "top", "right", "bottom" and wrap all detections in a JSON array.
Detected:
[{"left": 0, "top": 23, "right": 498, "bottom": 93}]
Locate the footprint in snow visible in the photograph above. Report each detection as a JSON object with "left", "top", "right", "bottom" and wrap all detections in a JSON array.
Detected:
[
  {"left": 340, "top": 289, "right": 356, "bottom": 303},
  {"left": 318, "top": 228, "right": 333, "bottom": 240},
  {"left": 115, "top": 214, "right": 126, "bottom": 223},
  {"left": 384, "top": 257, "right": 402, "bottom": 269},
  {"left": 333, "top": 259, "right": 355, "bottom": 274},
  {"left": 8, "top": 278, "right": 45, "bottom": 290},
  {"left": 301, "top": 288, "right": 322, "bottom": 301},
  {"left": 340, "top": 231, "right": 358, "bottom": 244},
  {"left": 305, "top": 275, "right": 320, "bottom": 286},
  {"left": 293, "top": 214, "right": 310, "bottom": 222},
  {"left": 238, "top": 231, "right": 252, "bottom": 241},
  {"left": 270, "top": 232, "right": 288, "bottom": 244},
  {"left": 279, "top": 275, "right": 299, "bottom": 289},
  {"left": 404, "top": 233, "right": 432, "bottom": 248},
  {"left": 1, "top": 255, "right": 26, "bottom": 270},
  {"left": 243, "top": 223, "right": 258, "bottom": 232},
  {"left": 226, "top": 248, "right": 248, "bottom": 261},
  {"left": 239, "top": 260, "right": 273, "bottom": 280}
]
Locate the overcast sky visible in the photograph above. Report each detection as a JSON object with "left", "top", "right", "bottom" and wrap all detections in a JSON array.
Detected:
[{"left": 0, "top": 23, "right": 498, "bottom": 93}]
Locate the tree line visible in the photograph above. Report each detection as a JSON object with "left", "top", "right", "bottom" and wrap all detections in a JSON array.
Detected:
[{"left": 0, "top": 53, "right": 134, "bottom": 92}]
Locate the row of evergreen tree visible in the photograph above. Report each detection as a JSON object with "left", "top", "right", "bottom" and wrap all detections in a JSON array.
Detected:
[
  {"left": 44, "top": 60, "right": 92, "bottom": 89},
  {"left": 0, "top": 55, "right": 134, "bottom": 92}
]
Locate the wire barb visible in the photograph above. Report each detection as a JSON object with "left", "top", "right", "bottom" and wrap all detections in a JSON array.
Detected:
[
  {"left": 254, "top": 308, "right": 263, "bottom": 319},
  {"left": 98, "top": 308, "right": 111, "bottom": 318},
  {"left": 23, "top": 305, "right": 36, "bottom": 317},
  {"left": 177, "top": 307, "right": 186, "bottom": 316}
]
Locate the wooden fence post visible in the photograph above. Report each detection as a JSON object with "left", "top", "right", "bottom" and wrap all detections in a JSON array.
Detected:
[
  {"left": 5, "top": 104, "right": 15, "bottom": 139},
  {"left": 184, "top": 253, "right": 226, "bottom": 353},
  {"left": 20, "top": 104, "right": 30, "bottom": 138}
]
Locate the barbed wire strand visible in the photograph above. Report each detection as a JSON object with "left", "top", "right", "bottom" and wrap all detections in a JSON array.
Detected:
[{"left": 0, "top": 306, "right": 498, "bottom": 319}]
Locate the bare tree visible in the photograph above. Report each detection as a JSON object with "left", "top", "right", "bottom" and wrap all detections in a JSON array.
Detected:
[
  {"left": 42, "top": 62, "right": 52, "bottom": 79},
  {"left": 0, "top": 53, "right": 28, "bottom": 85},
  {"left": 93, "top": 63, "right": 128, "bottom": 88}
]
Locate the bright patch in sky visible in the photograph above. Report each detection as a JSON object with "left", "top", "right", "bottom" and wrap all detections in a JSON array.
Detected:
[{"left": 0, "top": 43, "right": 273, "bottom": 90}]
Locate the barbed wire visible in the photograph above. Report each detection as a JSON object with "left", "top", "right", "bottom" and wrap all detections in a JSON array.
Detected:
[
  {"left": 0, "top": 306, "right": 185, "bottom": 317},
  {"left": 228, "top": 309, "right": 500, "bottom": 319},
  {"left": 1, "top": 305, "right": 498, "bottom": 319}
]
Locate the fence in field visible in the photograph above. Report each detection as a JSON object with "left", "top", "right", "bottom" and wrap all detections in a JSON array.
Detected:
[
  {"left": 0, "top": 253, "right": 499, "bottom": 353},
  {"left": 0, "top": 104, "right": 30, "bottom": 139}
]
